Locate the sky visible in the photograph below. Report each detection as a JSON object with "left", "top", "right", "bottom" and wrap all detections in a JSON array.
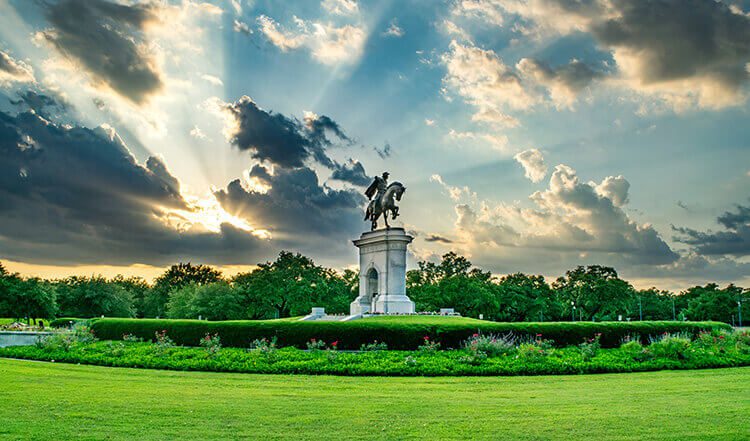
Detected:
[{"left": 0, "top": 0, "right": 748, "bottom": 290}]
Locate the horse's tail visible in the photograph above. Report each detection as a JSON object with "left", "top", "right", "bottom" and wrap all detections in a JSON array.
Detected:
[{"left": 364, "top": 204, "right": 370, "bottom": 220}]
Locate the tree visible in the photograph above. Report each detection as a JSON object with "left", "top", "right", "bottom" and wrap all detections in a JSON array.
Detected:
[
  {"left": 166, "top": 281, "right": 246, "bottom": 321},
  {"left": 0, "top": 268, "right": 57, "bottom": 323},
  {"left": 635, "top": 288, "right": 676, "bottom": 321},
  {"left": 55, "top": 276, "right": 135, "bottom": 318},
  {"left": 682, "top": 284, "right": 748, "bottom": 323},
  {"left": 407, "top": 252, "right": 498, "bottom": 319},
  {"left": 495, "top": 273, "right": 562, "bottom": 322},
  {"left": 111, "top": 275, "right": 150, "bottom": 318},
  {"left": 232, "top": 251, "right": 352, "bottom": 319},
  {"left": 143, "top": 263, "right": 223, "bottom": 317},
  {"left": 553, "top": 265, "right": 635, "bottom": 321}
]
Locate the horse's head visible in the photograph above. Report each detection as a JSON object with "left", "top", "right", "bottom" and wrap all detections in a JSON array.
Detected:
[{"left": 387, "top": 182, "right": 406, "bottom": 201}]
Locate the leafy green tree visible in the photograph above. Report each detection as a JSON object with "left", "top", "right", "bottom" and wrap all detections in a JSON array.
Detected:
[
  {"left": 55, "top": 276, "right": 135, "bottom": 318},
  {"left": 682, "top": 284, "right": 748, "bottom": 323},
  {"left": 144, "top": 263, "right": 223, "bottom": 317},
  {"left": 0, "top": 266, "right": 57, "bottom": 323},
  {"left": 166, "top": 281, "right": 246, "bottom": 320},
  {"left": 495, "top": 273, "right": 563, "bottom": 322},
  {"left": 634, "top": 288, "right": 676, "bottom": 321},
  {"left": 553, "top": 265, "right": 635, "bottom": 321},
  {"left": 111, "top": 275, "right": 150, "bottom": 318},
  {"left": 407, "top": 252, "right": 498, "bottom": 319},
  {"left": 232, "top": 251, "right": 353, "bottom": 319}
]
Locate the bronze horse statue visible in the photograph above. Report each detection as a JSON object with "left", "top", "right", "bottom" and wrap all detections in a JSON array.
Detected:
[{"left": 364, "top": 181, "right": 406, "bottom": 231}]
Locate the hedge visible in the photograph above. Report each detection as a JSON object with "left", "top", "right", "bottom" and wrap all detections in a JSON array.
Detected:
[
  {"left": 90, "top": 318, "right": 730, "bottom": 350},
  {"left": 49, "top": 317, "right": 98, "bottom": 328}
]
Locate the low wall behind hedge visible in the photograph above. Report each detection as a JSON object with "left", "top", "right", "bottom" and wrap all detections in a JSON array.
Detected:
[{"left": 90, "top": 318, "right": 730, "bottom": 350}]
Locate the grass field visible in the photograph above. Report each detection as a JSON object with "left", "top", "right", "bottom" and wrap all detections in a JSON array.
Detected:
[{"left": 0, "top": 359, "right": 747, "bottom": 440}]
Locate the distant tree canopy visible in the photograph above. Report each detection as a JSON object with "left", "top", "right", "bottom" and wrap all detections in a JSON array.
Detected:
[
  {"left": 143, "top": 263, "right": 223, "bottom": 318},
  {"left": 0, "top": 253, "right": 747, "bottom": 324}
]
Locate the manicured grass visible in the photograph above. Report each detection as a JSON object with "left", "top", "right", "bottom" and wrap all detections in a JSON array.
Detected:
[{"left": 0, "top": 359, "right": 747, "bottom": 440}]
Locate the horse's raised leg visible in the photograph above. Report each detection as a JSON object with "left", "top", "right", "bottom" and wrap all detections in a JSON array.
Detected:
[
  {"left": 392, "top": 207, "right": 399, "bottom": 220},
  {"left": 371, "top": 212, "right": 379, "bottom": 231}
]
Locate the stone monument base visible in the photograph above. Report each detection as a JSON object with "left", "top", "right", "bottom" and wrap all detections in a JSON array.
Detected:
[{"left": 350, "top": 227, "right": 415, "bottom": 316}]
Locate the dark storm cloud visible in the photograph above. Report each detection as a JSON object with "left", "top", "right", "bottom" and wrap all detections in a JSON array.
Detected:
[
  {"left": 223, "top": 96, "right": 351, "bottom": 169},
  {"left": 330, "top": 159, "right": 370, "bottom": 186},
  {"left": 39, "top": 0, "right": 162, "bottom": 103},
  {"left": 424, "top": 234, "right": 454, "bottom": 244},
  {"left": 215, "top": 164, "right": 365, "bottom": 238},
  {"left": 673, "top": 202, "right": 750, "bottom": 256},
  {"left": 591, "top": 0, "right": 750, "bottom": 89},
  {"left": 10, "top": 91, "right": 67, "bottom": 118},
  {"left": 0, "top": 105, "right": 271, "bottom": 266}
]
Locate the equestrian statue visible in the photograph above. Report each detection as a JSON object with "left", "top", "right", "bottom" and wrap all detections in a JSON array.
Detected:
[{"left": 364, "top": 171, "right": 406, "bottom": 231}]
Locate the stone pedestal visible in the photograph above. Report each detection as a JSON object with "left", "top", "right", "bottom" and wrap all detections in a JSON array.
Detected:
[{"left": 350, "top": 227, "right": 415, "bottom": 315}]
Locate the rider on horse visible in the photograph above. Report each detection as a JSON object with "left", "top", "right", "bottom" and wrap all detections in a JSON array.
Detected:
[{"left": 364, "top": 172, "right": 389, "bottom": 219}]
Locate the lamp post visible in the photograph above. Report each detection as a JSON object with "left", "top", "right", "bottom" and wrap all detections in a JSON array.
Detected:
[
  {"left": 671, "top": 297, "right": 676, "bottom": 321},
  {"left": 571, "top": 301, "right": 576, "bottom": 322}
]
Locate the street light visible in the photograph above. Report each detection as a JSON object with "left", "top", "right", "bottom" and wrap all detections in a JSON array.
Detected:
[{"left": 571, "top": 301, "right": 576, "bottom": 322}]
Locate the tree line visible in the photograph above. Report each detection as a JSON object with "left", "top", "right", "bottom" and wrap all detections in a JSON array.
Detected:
[{"left": 0, "top": 252, "right": 747, "bottom": 324}]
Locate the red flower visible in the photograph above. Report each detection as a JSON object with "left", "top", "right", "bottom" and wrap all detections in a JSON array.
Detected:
[
  {"left": 424, "top": 336, "right": 430, "bottom": 340},
  {"left": 472, "top": 333, "right": 479, "bottom": 338},
  {"left": 536, "top": 333, "right": 542, "bottom": 337},
  {"left": 332, "top": 341, "right": 339, "bottom": 347},
  {"left": 719, "top": 335, "right": 725, "bottom": 340}
]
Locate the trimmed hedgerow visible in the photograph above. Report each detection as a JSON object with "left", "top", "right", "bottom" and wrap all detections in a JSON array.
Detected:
[
  {"left": 90, "top": 318, "right": 730, "bottom": 350},
  {"left": 49, "top": 318, "right": 97, "bottom": 328}
]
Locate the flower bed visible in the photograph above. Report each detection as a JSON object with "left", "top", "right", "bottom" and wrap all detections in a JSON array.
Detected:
[{"left": 1, "top": 328, "right": 747, "bottom": 377}]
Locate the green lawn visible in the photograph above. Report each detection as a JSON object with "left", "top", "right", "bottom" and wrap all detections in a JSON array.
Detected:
[{"left": 0, "top": 359, "right": 747, "bottom": 440}]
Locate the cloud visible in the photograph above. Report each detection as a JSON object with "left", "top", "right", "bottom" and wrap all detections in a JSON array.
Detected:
[
  {"left": 216, "top": 96, "right": 350, "bottom": 169},
  {"left": 431, "top": 174, "right": 476, "bottom": 203},
  {"left": 383, "top": 19, "right": 404, "bottom": 38},
  {"left": 9, "top": 91, "right": 67, "bottom": 119},
  {"left": 513, "top": 148, "right": 547, "bottom": 183},
  {"left": 256, "top": 14, "right": 366, "bottom": 66},
  {"left": 0, "top": 50, "right": 35, "bottom": 84},
  {"left": 673, "top": 202, "right": 750, "bottom": 256},
  {"left": 0, "top": 105, "right": 272, "bottom": 266},
  {"left": 441, "top": 40, "right": 537, "bottom": 126},
  {"left": 424, "top": 234, "right": 454, "bottom": 244},
  {"left": 516, "top": 58, "right": 604, "bottom": 109},
  {"left": 373, "top": 142, "right": 392, "bottom": 158},
  {"left": 451, "top": 0, "right": 504, "bottom": 26},
  {"left": 200, "top": 74, "right": 223, "bottom": 86},
  {"left": 189, "top": 126, "right": 207, "bottom": 140},
  {"left": 215, "top": 164, "right": 365, "bottom": 244},
  {"left": 448, "top": 128, "right": 508, "bottom": 151},
  {"left": 443, "top": 164, "right": 679, "bottom": 273},
  {"left": 331, "top": 159, "right": 370, "bottom": 186},
  {"left": 37, "top": 0, "right": 163, "bottom": 104},
  {"left": 490, "top": 0, "right": 750, "bottom": 110},
  {"left": 321, "top": 0, "right": 359, "bottom": 16},
  {"left": 233, "top": 19, "right": 253, "bottom": 35},
  {"left": 590, "top": 0, "right": 750, "bottom": 110}
]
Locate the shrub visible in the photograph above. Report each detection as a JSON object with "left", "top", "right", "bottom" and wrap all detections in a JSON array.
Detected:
[
  {"left": 90, "top": 318, "right": 731, "bottom": 351},
  {"left": 516, "top": 342, "right": 547, "bottom": 360},
  {"left": 49, "top": 318, "right": 92, "bottom": 328},
  {"left": 199, "top": 333, "right": 221, "bottom": 355},
  {"left": 463, "top": 333, "right": 515, "bottom": 357},
  {"left": 578, "top": 333, "right": 602, "bottom": 362},
  {"left": 418, "top": 336, "right": 440, "bottom": 352},
  {"left": 249, "top": 337, "right": 277, "bottom": 353},
  {"left": 649, "top": 333, "right": 692, "bottom": 360},
  {"left": 360, "top": 341, "right": 388, "bottom": 351},
  {"left": 306, "top": 338, "right": 326, "bottom": 351}
]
